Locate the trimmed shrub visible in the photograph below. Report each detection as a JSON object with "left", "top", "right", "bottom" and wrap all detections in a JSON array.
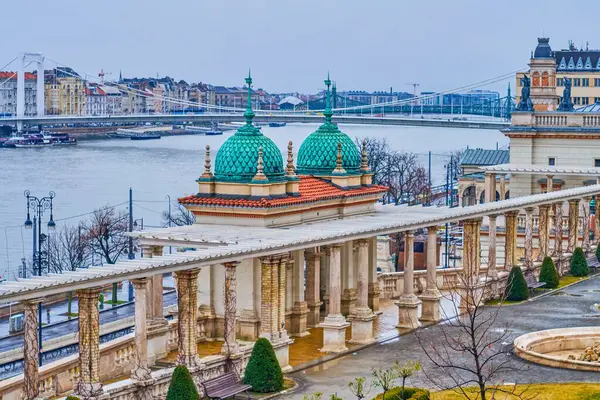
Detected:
[
  {"left": 539, "top": 256, "right": 560, "bottom": 289},
  {"left": 596, "top": 243, "right": 600, "bottom": 263},
  {"left": 570, "top": 247, "right": 590, "bottom": 277},
  {"left": 244, "top": 338, "right": 284, "bottom": 393},
  {"left": 372, "top": 387, "right": 430, "bottom": 400},
  {"left": 505, "top": 266, "right": 529, "bottom": 301},
  {"left": 166, "top": 365, "right": 199, "bottom": 400},
  {"left": 66, "top": 397, "right": 80, "bottom": 400}
]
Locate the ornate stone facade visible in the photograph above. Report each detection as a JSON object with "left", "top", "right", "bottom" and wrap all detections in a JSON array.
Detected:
[
  {"left": 174, "top": 268, "right": 202, "bottom": 368},
  {"left": 75, "top": 287, "right": 104, "bottom": 399}
]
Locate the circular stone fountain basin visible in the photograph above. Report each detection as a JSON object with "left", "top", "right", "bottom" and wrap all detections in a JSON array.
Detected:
[{"left": 514, "top": 327, "right": 600, "bottom": 372}]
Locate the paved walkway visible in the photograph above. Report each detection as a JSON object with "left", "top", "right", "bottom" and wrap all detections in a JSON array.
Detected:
[{"left": 288, "top": 275, "right": 600, "bottom": 399}]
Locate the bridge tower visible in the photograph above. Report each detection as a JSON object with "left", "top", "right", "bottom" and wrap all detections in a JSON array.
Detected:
[{"left": 16, "top": 53, "right": 45, "bottom": 132}]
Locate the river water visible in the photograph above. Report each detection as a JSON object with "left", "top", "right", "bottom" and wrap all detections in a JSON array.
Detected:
[{"left": 0, "top": 123, "right": 507, "bottom": 278}]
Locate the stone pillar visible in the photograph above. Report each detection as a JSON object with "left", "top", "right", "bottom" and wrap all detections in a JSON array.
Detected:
[
  {"left": 499, "top": 175, "right": 506, "bottom": 200},
  {"left": 485, "top": 173, "right": 496, "bottom": 203},
  {"left": 291, "top": 250, "right": 309, "bottom": 337},
  {"left": 460, "top": 218, "right": 483, "bottom": 310},
  {"left": 174, "top": 268, "right": 201, "bottom": 368},
  {"left": 582, "top": 197, "right": 592, "bottom": 251},
  {"left": 130, "top": 278, "right": 153, "bottom": 383},
  {"left": 567, "top": 199, "right": 580, "bottom": 253},
  {"left": 368, "top": 237, "right": 381, "bottom": 313},
  {"left": 305, "top": 249, "right": 322, "bottom": 327},
  {"left": 341, "top": 241, "right": 357, "bottom": 316},
  {"left": 487, "top": 215, "right": 500, "bottom": 298},
  {"left": 420, "top": 227, "right": 442, "bottom": 322},
  {"left": 23, "top": 299, "right": 42, "bottom": 400},
  {"left": 546, "top": 175, "right": 554, "bottom": 193},
  {"left": 524, "top": 207, "right": 534, "bottom": 275},
  {"left": 538, "top": 205, "right": 551, "bottom": 261},
  {"left": 595, "top": 200, "right": 600, "bottom": 245},
  {"left": 504, "top": 211, "right": 519, "bottom": 270},
  {"left": 319, "top": 244, "right": 349, "bottom": 353},
  {"left": 278, "top": 256, "right": 289, "bottom": 340},
  {"left": 222, "top": 262, "right": 239, "bottom": 355},
  {"left": 554, "top": 202, "right": 564, "bottom": 257},
  {"left": 75, "top": 287, "right": 103, "bottom": 399},
  {"left": 376, "top": 236, "right": 394, "bottom": 272},
  {"left": 395, "top": 231, "right": 421, "bottom": 329},
  {"left": 349, "top": 239, "right": 376, "bottom": 344}
]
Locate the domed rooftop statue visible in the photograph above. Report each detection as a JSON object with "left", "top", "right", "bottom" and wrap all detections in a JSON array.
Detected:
[
  {"left": 213, "top": 71, "right": 285, "bottom": 183},
  {"left": 533, "top": 37, "right": 553, "bottom": 59},
  {"left": 296, "top": 74, "right": 361, "bottom": 176}
]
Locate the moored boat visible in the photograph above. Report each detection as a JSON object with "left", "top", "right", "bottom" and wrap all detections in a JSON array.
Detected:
[{"left": 268, "top": 122, "right": 287, "bottom": 127}]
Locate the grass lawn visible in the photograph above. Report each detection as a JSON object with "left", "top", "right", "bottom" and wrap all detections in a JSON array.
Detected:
[
  {"left": 557, "top": 275, "right": 585, "bottom": 288},
  {"left": 431, "top": 383, "right": 600, "bottom": 399},
  {"left": 486, "top": 275, "right": 588, "bottom": 306},
  {"left": 104, "top": 299, "right": 127, "bottom": 305}
]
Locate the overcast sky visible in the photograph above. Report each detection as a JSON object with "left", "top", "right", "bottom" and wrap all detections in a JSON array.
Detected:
[{"left": 3, "top": 0, "right": 600, "bottom": 94}]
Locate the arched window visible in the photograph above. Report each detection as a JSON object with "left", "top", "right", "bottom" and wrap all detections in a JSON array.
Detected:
[
  {"left": 541, "top": 72, "right": 549, "bottom": 87},
  {"left": 462, "top": 186, "right": 477, "bottom": 207},
  {"left": 532, "top": 72, "right": 541, "bottom": 87}
]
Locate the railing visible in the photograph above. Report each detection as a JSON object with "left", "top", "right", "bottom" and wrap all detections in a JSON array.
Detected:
[
  {"left": 535, "top": 115, "right": 567, "bottom": 127},
  {"left": 583, "top": 115, "right": 600, "bottom": 127}
]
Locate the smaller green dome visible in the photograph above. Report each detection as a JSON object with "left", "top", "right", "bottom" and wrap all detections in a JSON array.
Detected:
[
  {"left": 213, "top": 72, "right": 285, "bottom": 183},
  {"left": 296, "top": 122, "right": 361, "bottom": 175}
]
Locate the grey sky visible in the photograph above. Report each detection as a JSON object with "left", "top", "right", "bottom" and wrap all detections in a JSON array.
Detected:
[{"left": 3, "top": 0, "right": 600, "bottom": 94}]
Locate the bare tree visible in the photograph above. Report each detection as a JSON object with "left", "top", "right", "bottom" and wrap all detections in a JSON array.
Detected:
[
  {"left": 162, "top": 203, "right": 195, "bottom": 227},
  {"left": 447, "top": 148, "right": 465, "bottom": 179},
  {"left": 83, "top": 206, "right": 130, "bottom": 305},
  {"left": 416, "top": 269, "right": 531, "bottom": 400}
]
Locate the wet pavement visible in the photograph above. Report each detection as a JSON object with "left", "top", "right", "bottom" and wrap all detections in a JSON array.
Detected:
[{"left": 288, "top": 275, "right": 600, "bottom": 399}]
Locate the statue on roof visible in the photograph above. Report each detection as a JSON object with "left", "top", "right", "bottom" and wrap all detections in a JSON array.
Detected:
[
  {"left": 557, "top": 77, "right": 574, "bottom": 111},
  {"left": 515, "top": 75, "right": 533, "bottom": 111}
]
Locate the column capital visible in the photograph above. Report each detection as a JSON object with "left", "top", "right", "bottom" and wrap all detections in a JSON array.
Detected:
[
  {"left": 488, "top": 213, "right": 500, "bottom": 219},
  {"left": 583, "top": 195, "right": 593, "bottom": 201},
  {"left": 504, "top": 210, "right": 519, "bottom": 218},
  {"left": 305, "top": 250, "right": 322, "bottom": 261},
  {"left": 259, "top": 253, "right": 288, "bottom": 265},
  {"left": 223, "top": 261, "right": 240, "bottom": 268},
  {"left": 76, "top": 286, "right": 103, "bottom": 299},
  {"left": 426, "top": 226, "right": 438, "bottom": 234},
  {"left": 22, "top": 298, "right": 44, "bottom": 306},
  {"left": 538, "top": 203, "right": 552, "bottom": 210},
  {"left": 130, "top": 277, "right": 149, "bottom": 289},
  {"left": 355, "top": 238, "right": 370, "bottom": 247},
  {"left": 173, "top": 268, "right": 201, "bottom": 279},
  {"left": 524, "top": 206, "right": 535, "bottom": 213},
  {"left": 462, "top": 217, "right": 483, "bottom": 225},
  {"left": 569, "top": 198, "right": 581, "bottom": 205},
  {"left": 404, "top": 230, "right": 415, "bottom": 238}
]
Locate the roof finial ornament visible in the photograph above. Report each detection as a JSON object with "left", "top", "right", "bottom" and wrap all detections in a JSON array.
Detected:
[
  {"left": 286, "top": 141, "right": 297, "bottom": 178},
  {"left": 324, "top": 72, "right": 333, "bottom": 124},
  {"left": 252, "top": 146, "right": 268, "bottom": 182},
  {"left": 244, "top": 69, "right": 255, "bottom": 126},
  {"left": 201, "top": 144, "right": 213, "bottom": 178},
  {"left": 332, "top": 141, "right": 346, "bottom": 175},
  {"left": 360, "top": 139, "right": 371, "bottom": 172}
]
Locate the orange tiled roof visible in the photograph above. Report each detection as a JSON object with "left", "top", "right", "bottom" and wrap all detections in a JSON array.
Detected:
[
  {"left": 0, "top": 72, "right": 37, "bottom": 80},
  {"left": 179, "top": 175, "right": 387, "bottom": 209}
]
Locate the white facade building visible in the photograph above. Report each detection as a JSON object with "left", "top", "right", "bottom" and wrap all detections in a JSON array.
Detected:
[{"left": 0, "top": 72, "right": 37, "bottom": 116}]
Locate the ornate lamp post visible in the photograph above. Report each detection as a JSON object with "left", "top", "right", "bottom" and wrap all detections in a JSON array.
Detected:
[{"left": 23, "top": 190, "right": 56, "bottom": 366}]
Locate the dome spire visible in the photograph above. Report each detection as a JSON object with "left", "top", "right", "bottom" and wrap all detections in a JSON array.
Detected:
[
  {"left": 332, "top": 141, "right": 347, "bottom": 175},
  {"left": 201, "top": 144, "right": 213, "bottom": 179},
  {"left": 286, "top": 141, "right": 297, "bottom": 179},
  {"left": 360, "top": 139, "right": 371, "bottom": 173},
  {"left": 244, "top": 69, "right": 255, "bottom": 125},
  {"left": 324, "top": 72, "right": 333, "bottom": 124},
  {"left": 252, "top": 146, "right": 269, "bottom": 182}
]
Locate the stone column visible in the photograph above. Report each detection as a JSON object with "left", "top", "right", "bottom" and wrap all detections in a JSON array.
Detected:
[
  {"left": 341, "top": 241, "right": 357, "bottom": 316},
  {"left": 485, "top": 173, "right": 496, "bottom": 203},
  {"left": 487, "top": 215, "right": 500, "bottom": 298},
  {"left": 291, "top": 250, "right": 309, "bottom": 337},
  {"left": 130, "top": 278, "right": 153, "bottom": 383},
  {"left": 319, "top": 244, "right": 349, "bottom": 353},
  {"left": 305, "top": 249, "right": 322, "bottom": 327},
  {"left": 524, "top": 207, "right": 534, "bottom": 275},
  {"left": 460, "top": 219, "right": 483, "bottom": 310},
  {"left": 278, "top": 256, "right": 289, "bottom": 340},
  {"left": 420, "top": 227, "right": 442, "bottom": 322},
  {"left": 368, "top": 237, "right": 381, "bottom": 313},
  {"left": 567, "top": 199, "right": 580, "bottom": 253},
  {"left": 174, "top": 268, "right": 201, "bottom": 368},
  {"left": 499, "top": 175, "right": 506, "bottom": 200},
  {"left": 504, "top": 211, "right": 519, "bottom": 270},
  {"left": 222, "top": 262, "right": 239, "bottom": 355},
  {"left": 260, "top": 255, "right": 281, "bottom": 340},
  {"left": 546, "top": 175, "right": 554, "bottom": 193},
  {"left": 538, "top": 205, "right": 551, "bottom": 261},
  {"left": 582, "top": 197, "right": 592, "bottom": 252},
  {"left": 395, "top": 231, "right": 421, "bottom": 329},
  {"left": 349, "top": 239, "right": 376, "bottom": 344},
  {"left": 75, "top": 287, "right": 103, "bottom": 399},
  {"left": 23, "top": 299, "right": 42, "bottom": 400},
  {"left": 595, "top": 199, "right": 600, "bottom": 245},
  {"left": 554, "top": 202, "right": 564, "bottom": 257}
]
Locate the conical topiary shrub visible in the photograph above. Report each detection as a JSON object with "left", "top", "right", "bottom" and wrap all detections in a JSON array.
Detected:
[
  {"left": 596, "top": 243, "right": 600, "bottom": 263},
  {"left": 244, "top": 338, "right": 284, "bottom": 393},
  {"left": 505, "top": 266, "right": 529, "bottom": 301},
  {"left": 570, "top": 247, "right": 589, "bottom": 277},
  {"left": 539, "top": 256, "right": 559, "bottom": 289},
  {"left": 166, "top": 365, "right": 199, "bottom": 400}
]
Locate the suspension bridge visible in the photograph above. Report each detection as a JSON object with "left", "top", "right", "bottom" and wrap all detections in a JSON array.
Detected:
[{"left": 0, "top": 52, "right": 519, "bottom": 132}]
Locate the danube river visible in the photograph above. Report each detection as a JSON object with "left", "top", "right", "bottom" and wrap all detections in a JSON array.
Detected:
[{"left": 0, "top": 123, "right": 507, "bottom": 278}]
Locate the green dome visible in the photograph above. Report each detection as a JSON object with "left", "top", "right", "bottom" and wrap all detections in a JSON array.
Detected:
[
  {"left": 296, "top": 121, "right": 361, "bottom": 175},
  {"left": 214, "top": 124, "right": 285, "bottom": 183}
]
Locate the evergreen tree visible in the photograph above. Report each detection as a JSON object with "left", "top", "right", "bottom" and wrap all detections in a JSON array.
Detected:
[
  {"left": 539, "top": 256, "right": 559, "bottom": 289},
  {"left": 570, "top": 247, "right": 589, "bottom": 277},
  {"left": 596, "top": 243, "right": 600, "bottom": 263},
  {"left": 505, "top": 266, "right": 528, "bottom": 301},
  {"left": 166, "top": 365, "right": 199, "bottom": 400},
  {"left": 244, "top": 338, "right": 284, "bottom": 393}
]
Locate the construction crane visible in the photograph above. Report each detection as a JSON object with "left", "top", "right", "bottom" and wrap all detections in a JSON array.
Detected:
[
  {"left": 405, "top": 83, "right": 420, "bottom": 104},
  {"left": 98, "top": 69, "right": 113, "bottom": 84}
]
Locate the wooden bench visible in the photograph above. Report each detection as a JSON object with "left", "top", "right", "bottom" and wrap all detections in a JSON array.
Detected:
[
  {"left": 525, "top": 274, "right": 545, "bottom": 295},
  {"left": 201, "top": 372, "right": 251, "bottom": 400}
]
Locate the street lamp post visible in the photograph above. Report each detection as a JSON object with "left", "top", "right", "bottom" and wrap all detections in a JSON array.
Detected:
[{"left": 23, "top": 190, "right": 56, "bottom": 366}]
